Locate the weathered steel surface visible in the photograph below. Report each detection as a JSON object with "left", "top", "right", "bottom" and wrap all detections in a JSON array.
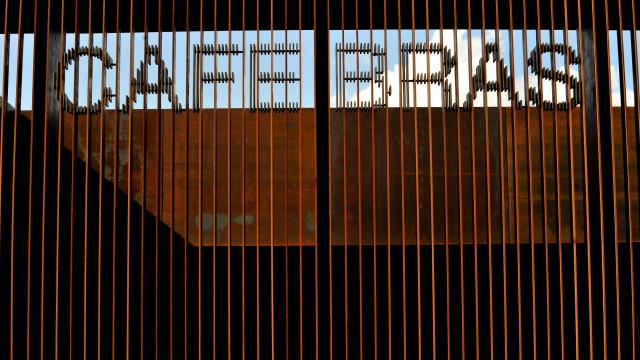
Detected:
[
  {"left": 329, "top": 107, "right": 640, "bottom": 245},
  {"left": 19, "top": 105, "right": 634, "bottom": 247},
  {"left": 59, "top": 108, "right": 318, "bottom": 246}
]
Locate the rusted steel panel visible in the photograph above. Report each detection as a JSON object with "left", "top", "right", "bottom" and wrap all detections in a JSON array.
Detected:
[
  {"left": 59, "top": 108, "right": 318, "bottom": 246},
  {"left": 12, "top": 105, "right": 638, "bottom": 248},
  {"left": 3, "top": 0, "right": 640, "bottom": 358},
  {"left": 329, "top": 107, "right": 639, "bottom": 245}
]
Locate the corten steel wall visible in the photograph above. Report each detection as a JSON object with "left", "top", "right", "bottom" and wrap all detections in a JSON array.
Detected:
[{"left": 0, "top": 0, "right": 639, "bottom": 359}]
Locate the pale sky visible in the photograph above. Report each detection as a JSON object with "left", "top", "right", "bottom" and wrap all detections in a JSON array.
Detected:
[{"left": 0, "top": 29, "right": 634, "bottom": 110}]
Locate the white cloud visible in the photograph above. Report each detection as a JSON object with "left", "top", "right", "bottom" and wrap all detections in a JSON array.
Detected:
[
  {"left": 610, "top": 64, "right": 635, "bottom": 106},
  {"left": 336, "top": 30, "right": 598, "bottom": 108}
]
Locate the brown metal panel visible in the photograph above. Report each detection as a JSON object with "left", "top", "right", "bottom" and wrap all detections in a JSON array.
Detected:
[
  {"left": 82, "top": 0, "right": 94, "bottom": 357},
  {"left": 212, "top": 1, "right": 218, "bottom": 356},
  {"left": 426, "top": 3, "right": 436, "bottom": 357},
  {"left": 297, "top": 0, "right": 304, "bottom": 357},
  {"left": 170, "top": 0, "right": 175, "bottom": 357},
  {"left": 69, "top": 0, "right": 79, "bottom": 355},
  {"left": 269, "top": 1, "right": 275, "bottom": 357},
  {"left": 25, "top": 0, "right": 40, "bottom": 358},
  {"left": 197, "top": 0, "right": 203, "bottom": 358},
  {"left": 140, "top": 0, "right": 148, "bottom": 357},
  {"left": 313, "top": 0, "right": 319, "bottom": 356},
  {"left": 467, "top": 0, "right": 480, "bottom": 358},
  {"left": 506, "top": 0, "right": 524, "bottom": 357},
  {"left": 480, "top": 1, "right": 495, "bottom": 357},
  {"left": 97, "top": 0, "right": 107, "bottom": 358},
  {"left": 54, "top": 1, "right": 64, "bottom": 359},
  {"left": 548, "top": 0, "right": 567, "bottom": 356},
  {"left": 0, "top": 4, "right": 9, "bottom": 338},
  {"left": 9, "top": 0, "right": 25, "bottom": 358},
  {"left": 381, "top": 0, "right": 392, "bottom": 358},
  {"left": 226, "top": 0, "right": 232, "bottom": 355},
  {"left": 284, "top": 2, "right": 290, "bottom": 358},
  {"left": 183, "top": 0, "right": 190, "bottom": 357},
  {"left": 614, "top": 0, "right": 636, "bottom": 355},
  {"left": 126, "top": 0, "right": 134, "bottom": 358},
  {"left": 112, "top": 0, "right": 120, "bottom": 357},
  {"left": 602, "top": 0, "right": 623, "bottom": 357},
  {"left": 628, "top": 0, "right": 640, "bottom": 356},
  {"left": 40, "top": 1, "right": 56, "bottom": 359},
  {"left": 562, "top": 0, "right": 580, "bottom": 355},
  {"left": 395, "top": 0, "right": 407, "bottom": 358},
  {"left": 226, "top": 0, "right": 231, "bottom": 356},
  {"left": 240, "top": 0, "right": 246, "bottom": 357},
  {"left": 520, "top": 2, "right": 539, "bottom": 355},
  {"left": 493, "top": 2, "right": 509, "bottom": 358},
  {"left": 155, "top": 0, "right": 162, "bottom": 357},
  {"left": 354, "top": 1, "right": 363, "bottom": 358},
  {"left": 253, "top": 2, "right": 259, "bottom": 356},
  {"left": 3, "top": 0, "right": 640, "bottom": 358},
  {"left": 452, "top": 3, "right": 466, "bottom": 358},
  {"left": 408, "top": 0, "right": 422, "bottom": 358},
  {"left": 436, "top": 2, "right": 452, "bottom": 358},
  {"left": 533, "top": 0, "right": 552, "bottom": 356},
  {"left": 575, "top": 0, "right": 595, "bottom": 354},
  {"left": 339, "top": 0, "right": 349, "bottom": 357},
  {"left": 326, "top": 0, "right": 333, "bottom": 356},
  {"left": 368, "top": 2, "right": 379, "bottom": 359}
]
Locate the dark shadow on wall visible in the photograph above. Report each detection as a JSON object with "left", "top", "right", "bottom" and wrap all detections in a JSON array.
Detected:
[{"left": 0, "top": 110, "right": 638, "bottom": 359}]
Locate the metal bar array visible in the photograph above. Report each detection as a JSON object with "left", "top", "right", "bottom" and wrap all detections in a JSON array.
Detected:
[{"left": 0, "top": 0, "right": 638, "bottom": 359}]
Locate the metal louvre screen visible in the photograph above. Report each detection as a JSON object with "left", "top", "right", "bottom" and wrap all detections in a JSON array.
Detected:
[{"left": 0, "top": 0, "right": 638, "bottom": 358}]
